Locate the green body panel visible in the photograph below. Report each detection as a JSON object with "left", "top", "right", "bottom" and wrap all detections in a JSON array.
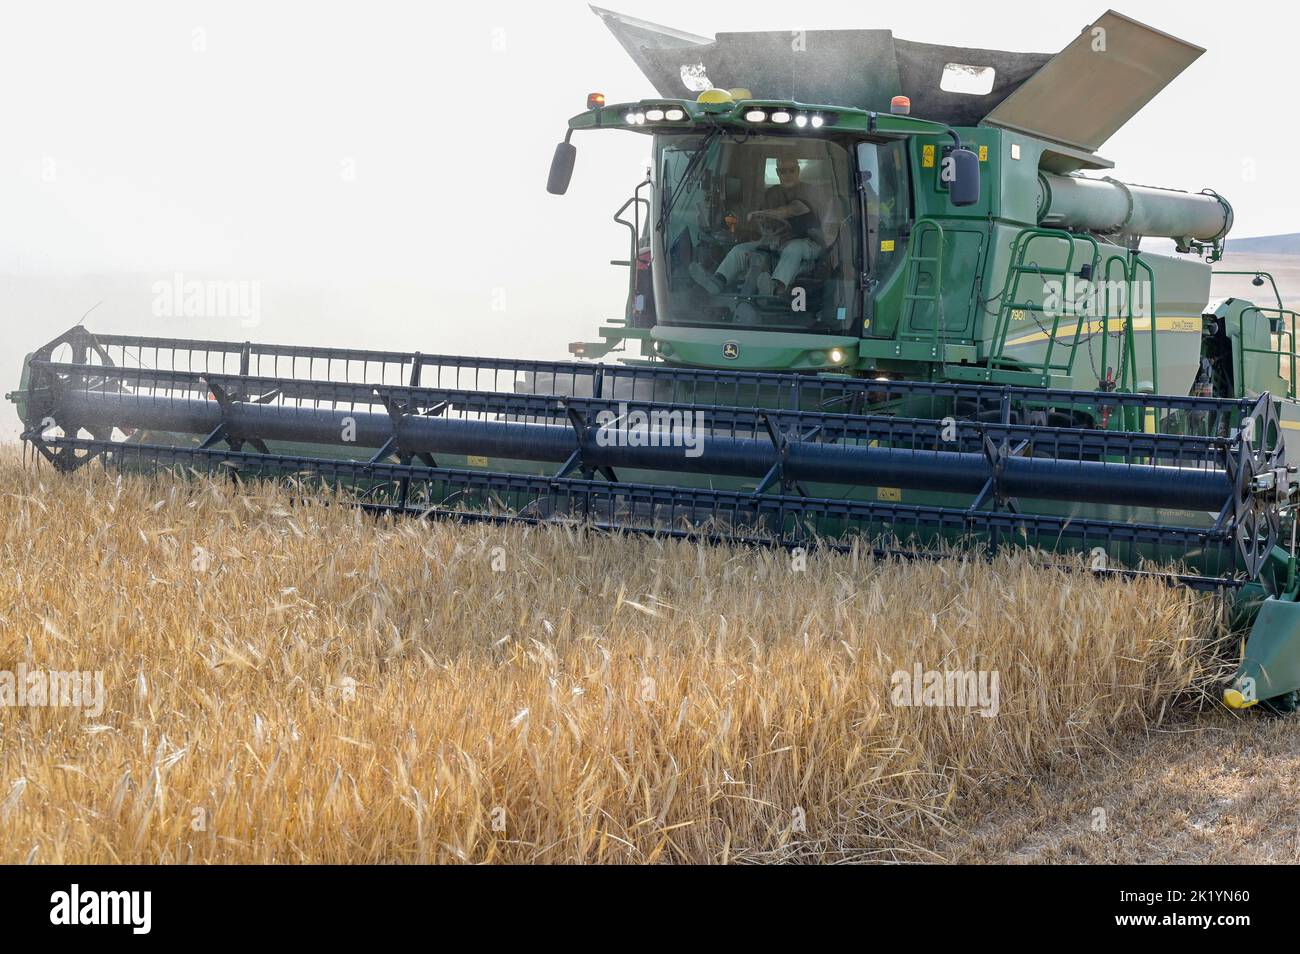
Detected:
[
  {"left": 1236, "top": 599, "right": 1300, "bottom": 704},
  {"left": 649, "top": 326, "right": 858, "bottom": 372},
  {"left": 1217, "top": 297, "right": 1291, "bottom": 399},
  {"left": 1228, "top": 550, "right": 1300, "bottom": 708}
]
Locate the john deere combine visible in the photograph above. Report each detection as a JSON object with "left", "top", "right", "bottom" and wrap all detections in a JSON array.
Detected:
[{"left": 10, "top": 9, "right": 1300, "bottom": 708}]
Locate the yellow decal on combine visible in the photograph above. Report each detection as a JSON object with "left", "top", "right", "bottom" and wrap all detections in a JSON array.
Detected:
[
  {"left": 467, "top": 455, "right": 489, "bottom": 467},
  {"left": 1002, "top": 316, "right": 1206, "bottom": 349},
  {"left": 921, "top": 144, "right": 935, "bottom": 168},
  {"left": 880, "top": 239, "right": 895, "bottom": 252},
  {"left": 978, "top": 145, "right": 988, "bottom": 162},
  {"left": 877, "top": 487, "right": 901, "bottom": 502}
]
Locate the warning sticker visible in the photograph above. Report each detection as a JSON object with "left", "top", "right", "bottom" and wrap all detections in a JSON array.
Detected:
[
  {"left": 921, "top": 144, "right": 935, "bottom": 168},
  {"left": 880, "top": 239, "right": 895, "bottom": 252},
  {"left": 877, "top": 487, "right": 901, "bottom": 502},
  {"left": 978, "top": 145, "right": 988, "bottom": 162}
]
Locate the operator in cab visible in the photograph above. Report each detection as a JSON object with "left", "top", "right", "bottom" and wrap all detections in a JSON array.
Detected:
[{"left": 689, "top": 156, "right": 822, "bottom": 298}]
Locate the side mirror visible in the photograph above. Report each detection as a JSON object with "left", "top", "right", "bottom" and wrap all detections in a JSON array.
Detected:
[
  {"left": 944, "top": 147, "right": 980, "bottom": 207},
  {"left": 854, "top": 141, "right": 875, "bottom": 186},
  {"left": 547, "top": 141, "right": 577, "bottom": 195}
]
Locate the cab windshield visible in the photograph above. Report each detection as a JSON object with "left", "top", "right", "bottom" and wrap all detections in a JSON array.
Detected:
[{"left": 651, "top": 132, "right": 905, "bottom": 335}]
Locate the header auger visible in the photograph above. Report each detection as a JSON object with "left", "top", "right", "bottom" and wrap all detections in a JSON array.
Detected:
[{"left": 11, "top": 8, "right": 1300, "bottom": 709}]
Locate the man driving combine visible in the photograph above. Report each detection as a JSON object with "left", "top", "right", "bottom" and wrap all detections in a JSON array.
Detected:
[{"left": 689, "top": 157, "right": 821, "bottom": 298}]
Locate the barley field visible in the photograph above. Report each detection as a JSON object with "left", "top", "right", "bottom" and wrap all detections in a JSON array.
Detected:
[{"left": 0, "top": 451, "right": 1231, "bottom": 863}]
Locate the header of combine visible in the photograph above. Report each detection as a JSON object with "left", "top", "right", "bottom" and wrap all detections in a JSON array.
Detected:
[{"left": 9, "top": 323, "right": 1300, "bottom": 708}]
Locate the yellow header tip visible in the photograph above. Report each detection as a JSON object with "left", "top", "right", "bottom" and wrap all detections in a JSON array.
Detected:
[{"left": 1223, "top": 688, "right": 1258, "bottom": 710}]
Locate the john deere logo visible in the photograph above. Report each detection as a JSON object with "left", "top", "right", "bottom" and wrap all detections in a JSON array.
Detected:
[{"left": 722, "top": 341, "right": 740, "bottom": 360}]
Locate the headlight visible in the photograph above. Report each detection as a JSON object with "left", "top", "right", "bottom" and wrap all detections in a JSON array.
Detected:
[
  {"left": 744, "top": 109, "right": 767, "bottom": 123},
  {"left": 794, "top": 114, "right": 808, "bottom": 128},
  {"left": 810, "top": 114, "right": 825, "bottom": 128},
  {"left": 645, "top": 108, "right": 665, "bottom": 122},
  {"left": 665, "top": 108, "right": 685, "bottom": 121},
  {"left": 829, "top": 348, "right": 845, "bottom": 363},
  {"left": 771, "top": 110, "right": 791, "bottom": 124}
]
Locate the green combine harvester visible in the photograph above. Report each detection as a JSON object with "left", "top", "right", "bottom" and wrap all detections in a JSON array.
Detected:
[{"left": 10, "top": 8, "right": 1300, "bottom": 709}]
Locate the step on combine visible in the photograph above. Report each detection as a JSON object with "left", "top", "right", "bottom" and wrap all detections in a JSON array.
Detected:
[{"left": 10, "top": 9, "right": 1300, "bottom": 709}]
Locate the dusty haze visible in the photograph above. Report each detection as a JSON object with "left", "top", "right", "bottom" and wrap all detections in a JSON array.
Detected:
[{"left": 2, "top": 0, "right": 1296, "bottom": 439}]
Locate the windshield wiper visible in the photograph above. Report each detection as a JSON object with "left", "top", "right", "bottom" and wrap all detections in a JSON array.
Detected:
[{"left": 656, "top": 127, "right": 721, "bottom": 234}]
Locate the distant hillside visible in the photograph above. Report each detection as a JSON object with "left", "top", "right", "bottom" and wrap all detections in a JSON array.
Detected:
[{"left": 1225, "top": 233, "right": 1300, "bottom": 255}]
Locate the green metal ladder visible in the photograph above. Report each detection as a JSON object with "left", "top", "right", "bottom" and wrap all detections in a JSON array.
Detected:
[
  {"left": 987, "top": 227, "right": 1103, "bottom": 378},
  {"left": 899, "top": 218, "right": 947, "bottom": 358}
]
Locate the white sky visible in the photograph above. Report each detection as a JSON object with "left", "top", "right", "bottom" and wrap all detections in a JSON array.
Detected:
[{"left": 1, "top": 0, "right": 1296, "bottom": 432}]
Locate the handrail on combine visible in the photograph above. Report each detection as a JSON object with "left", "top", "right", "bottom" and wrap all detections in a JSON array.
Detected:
[
  {"left": 1132, "top": 255, "right": 1160, "bottom": 399},
  {"left": 988, "top": 227, "right": 1101, "bottom": 376},
  {"left": 900, "top": 217, "right": 946, "bottom": 355},
  {"left": 1098, "top": 252, "right": 1143, "bottom": 394},
  {"left": 1214, "top": 269, "right": 1286, "bottom": 313},
  {"left": 612, "top": 176, "right": 652, "bottom": 326},
  {"left": 1235, "top": 305, "right": 1300, "bottom": 400}
]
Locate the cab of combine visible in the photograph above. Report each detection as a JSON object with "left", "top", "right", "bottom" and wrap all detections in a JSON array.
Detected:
[
  {"left": 554, "top": 92, "right": 977, "bottom": 373},
  {"left": 551, "top": 8, "right": 1262, "bottom": 406}
]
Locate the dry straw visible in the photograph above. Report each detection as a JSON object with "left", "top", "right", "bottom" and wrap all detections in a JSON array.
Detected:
[{"left": 0, "top": 453, "right": 1229, "bottom": 862}]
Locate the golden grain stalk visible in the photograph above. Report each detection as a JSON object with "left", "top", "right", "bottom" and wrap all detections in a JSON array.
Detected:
[{"left": 0, "top": 451, "right": 1227, "bottom": 863}]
